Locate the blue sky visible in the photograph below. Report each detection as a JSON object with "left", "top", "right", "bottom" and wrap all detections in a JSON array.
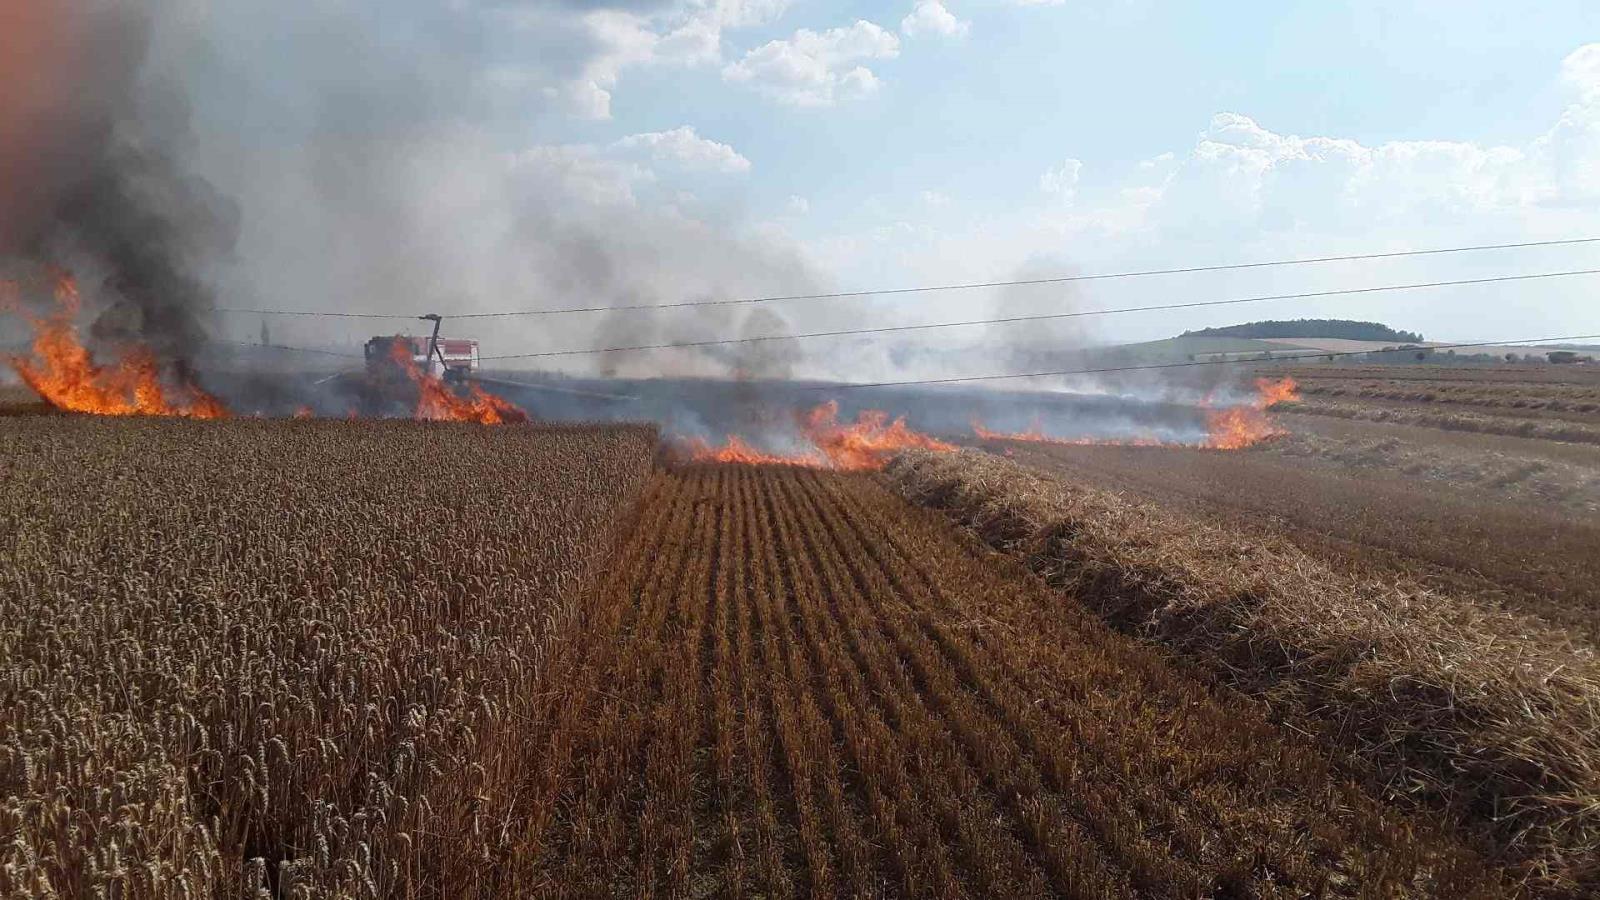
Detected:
[{"left": 158, "top": 0, "right": 1600, "bottom": 374}]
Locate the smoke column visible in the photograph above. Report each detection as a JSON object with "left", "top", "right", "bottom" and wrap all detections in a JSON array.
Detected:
[{"left": 1, "top": 2, "right": 238, "bottom": 371}]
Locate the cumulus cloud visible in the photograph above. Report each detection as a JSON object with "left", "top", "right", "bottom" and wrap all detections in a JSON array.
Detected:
[
  {"left": 1040, "top": 157, "right": 1082, "bottom": 201},
  {"left": 722, "top": 21, "right": 901, "bottom": 106},
  {"left": 486, "top": 1, "right": 796, "bottom": 117},
  {"left": 787, "top": 194, "right": 810, "bottom": 214},
  {"left": 614, "top": 126, "right": 752, "bottom": 173},
  {"left": 901, "top": 1, "right": 969, "bottom": 38},
  {"left": 810, "top": 42, "right": 1600, "bottom": 344},
  {"left": 654, "top": 0, "right": 795, "bottom": 66}
]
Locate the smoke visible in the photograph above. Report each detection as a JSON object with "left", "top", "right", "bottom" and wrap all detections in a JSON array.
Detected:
[
  {"left": 158, "top": 1, "right": 822, "bottom": 378},
  {"left": 3, "top": 0, "right": 826, "bottom": 394},
  {"left": 1, "top": 2, "right": 239, "bottom": 369}
]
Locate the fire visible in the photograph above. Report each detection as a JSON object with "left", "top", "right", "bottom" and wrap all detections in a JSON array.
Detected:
[
  {"left": 388, "top": 339, "right": 529, "bottom": 425},
  {"left": 5, "top": 273, "right": 229, "bottom": 419},
  {"left": 684, "top": 400, "right": 955, "bottom": 471},
  {"left": 681, "top": 434, "right": 825, "bottom": 467},
  {"left": 1202, "top": 406, "right": 1280, "bottom": 449},
  {"left": 1202, "top": 375, "right": 1299, "bottom": 449},
  {"left": 1254, "top": 376, "right": 1300, "bottom": 407},
  {"left": 802, "top": 400, "right": 956, "bottom": 470},
  {"left": 973, "top": 376, "right": 1302, "bottom": 451}
]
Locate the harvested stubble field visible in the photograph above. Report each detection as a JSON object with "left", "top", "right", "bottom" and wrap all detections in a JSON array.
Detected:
[
  {"left": 1262, "top": 414, "right": 1600, "bottom": 516},
  {"left": 1274, "top": 365, "right": 1600, "bottom": 442},
  {"left": 890, "top": 449, "right": 1600, "bottom": 894},
  {"left": 981, "top": 437, "right": 1600, "bottom": 640},
  {"left": 0, "top": 415, "right": 656, "bottom": 897},
  {"left": 510, "top": 465, "right": 1494, "bottom": 897}
]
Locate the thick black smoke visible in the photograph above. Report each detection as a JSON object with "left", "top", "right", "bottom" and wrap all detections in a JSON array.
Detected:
[{"left": 1, "top": 2, "right": 238, "bottom": 368}]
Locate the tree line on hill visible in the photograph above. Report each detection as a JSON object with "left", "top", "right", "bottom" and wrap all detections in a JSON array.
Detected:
[{"left": 1182, "top": 319, "right": 1424, "bottom": 343}]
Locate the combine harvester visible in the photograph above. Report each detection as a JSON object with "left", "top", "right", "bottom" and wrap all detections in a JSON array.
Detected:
[{"left": 348, "top": 313, "right": 636, "bottom": 416}]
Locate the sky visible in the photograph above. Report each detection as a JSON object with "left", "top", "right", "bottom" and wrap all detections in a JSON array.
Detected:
[
  {"left": 522, "top": 0, "right": 1600, "bottom": 347},
  {"left": 17, "top": 1, "right": 1600, "bottom": 379}
]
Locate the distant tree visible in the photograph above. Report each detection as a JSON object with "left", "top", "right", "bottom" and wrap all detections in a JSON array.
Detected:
[
  {"left": 1181, "top": 319, "right": 1424, "bottom": 342},
  {"left": 1505, "top": 353, "right": 1519, "bottom": 362}
]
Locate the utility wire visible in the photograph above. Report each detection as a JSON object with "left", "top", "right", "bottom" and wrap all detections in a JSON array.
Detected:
[
  {"left": 209, "top": 339, "right": 364, "bottom": 358},
  {"left": 210, "top": 236, "right": 1600, "bottom": 320},
  {"left": 196, "top": 334, "right": 1600, "bottom": 395},
  {"left": 476, "top": 267, "right": 1600, "bottom": 360},
  {"left": 816, "top": 334, "right": 1600, "bottom": 391}
]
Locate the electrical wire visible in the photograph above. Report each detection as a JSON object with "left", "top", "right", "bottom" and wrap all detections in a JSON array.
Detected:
[
  {"left": 475, "top": 267, "right": 1600, "bottom": 360},
  {"left": 210, "top": 236, "right": 1600, "bottom": 320}
]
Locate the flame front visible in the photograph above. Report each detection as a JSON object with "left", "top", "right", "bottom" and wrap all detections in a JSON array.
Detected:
[
  {"left": 388, "top": 340, "right": 529, "bottom": 425},
  {"left": 802, "top": 400, "right": 956, "bottom": 470},
  {"left": 681, "top": 434, "right": 827, "bottom": 467},
  {"left": 684, "top": 399, "right": 954, "bottom": 471},
  {"left": 1253, "top": 376, "right": 1301, "bottom": 408},
  {"left": 1203, "top": 375, "right": 1298, "bottom": 449},
  {"left": 5, "top": 274, "right": 229, "bottom": 419},
  {"left": 974, "top": 376, "right": 1301, "bottom": 450}
]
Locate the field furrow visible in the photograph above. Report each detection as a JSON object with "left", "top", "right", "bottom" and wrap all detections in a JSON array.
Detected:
[{"left": 506, "top": 463, "right": 1500, "bottom": 897}]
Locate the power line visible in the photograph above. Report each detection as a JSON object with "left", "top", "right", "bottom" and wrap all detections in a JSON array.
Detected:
[
  {"left": 196, "top": 332, "right": 1600, "bottom": 395},
  {"left": 209, "top": 339, "right": 363, "bottom": 358},
  {"left": 816, "top": 334, "right": 1600, "bottom": 391},
  {"left": 476, "top": 267, "right": 1600, "bottom": 361},
  {"left": 211, "top": 236, "right": 1600, "bottom": 320},
  {"left": 212, "top": 309, "right": 414, "bottom": 320}
]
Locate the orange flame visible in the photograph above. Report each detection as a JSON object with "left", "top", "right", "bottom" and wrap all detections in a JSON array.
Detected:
[
  {"left": 974, "top": 376, "right": 1302, "bottom": 450},
  {"left": 1202, "top": 376, "right": 1299, "bottom": 449},
  {"left": 802, "top": 400, "right": 956, "bottom": 470},
  {"left": 5, "top": 273, "right": 229, "bottom": 419},
  {"left": 387, "top": 339, "right": 529, "bottom": 425},
  {"left": 684, "top": 399, "right": 955, "bottom": 471},
  {"left": 681, "top": 434, "right": 826, "bottom": 467},
  {"left": 1253, "top": 376, "right": 1300, "bottom": 407}
]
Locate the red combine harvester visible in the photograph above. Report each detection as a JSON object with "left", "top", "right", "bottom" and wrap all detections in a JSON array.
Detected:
[
  {"left": 363, "top": 334, "right": 479, "bottom": 383},
  {"left": 341, "top": 313, "right": 636, "bottom": 413}
]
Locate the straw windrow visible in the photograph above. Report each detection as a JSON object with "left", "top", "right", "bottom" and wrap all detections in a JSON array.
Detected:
[{"left": 886, "top": 448, "right": 1600, "bottom": 894}]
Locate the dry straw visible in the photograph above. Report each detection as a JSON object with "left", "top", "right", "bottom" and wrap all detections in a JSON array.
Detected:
[{"left": 887, "top": 448, "right": 1600, "bottom": 895}]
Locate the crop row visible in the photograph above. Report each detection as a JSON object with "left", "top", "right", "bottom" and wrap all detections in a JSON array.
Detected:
[{"left": 507, "top": 465, "right": 1495, "bottom": 897}]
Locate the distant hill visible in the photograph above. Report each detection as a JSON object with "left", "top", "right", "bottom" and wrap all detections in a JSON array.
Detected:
[{"left": 1182, "top": 319, "right": 1423, "bottom": 343}]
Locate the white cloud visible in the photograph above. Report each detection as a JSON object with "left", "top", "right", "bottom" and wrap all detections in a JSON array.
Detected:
[
  {"left": 654, "top": 0, "right": 796, "bottom": 66},
  {"left": 1562, "top": 42, "right": 1600, "bottom": 100},
  {"left": 722, "top": 20, "right": 901, "bottom": 106},
  {"left": 808, "top": 43, "right": 1600, "bottom": 344},
  {"left": 901, "top": 1, "right": 969, "bottom": 38},
  {"left": 1040, "top": 157, "right": 1082, "bottom": 201},
  {"left": 921, "top": 189, "right": 951, "bottom": 206},
  {"left": 493, "top": 2, "right": 798, "bottom": 118},
  {"left": 787, "top": 194, "right": 810, "bottom": 214},
  {"left": 613, "top": 126, "right": 752, "bottom": 173}
]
